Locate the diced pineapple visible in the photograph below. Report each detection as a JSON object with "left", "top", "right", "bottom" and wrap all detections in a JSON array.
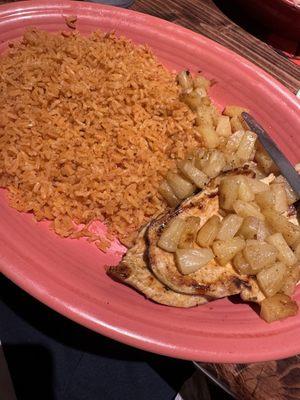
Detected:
[
  {"left": 177, "top": 70, "right": 193, "bottom": 91},
  {"left": 257, "top": 262, "right": 287, "bottom": 297},
  {"left": 190, "top": 148, "right": 206, "bottom": 166},
  {"left": 212, "top": 237, "right": 245, "bottom": 265},
  {"left": 175, "top": 248, "right": 214, "bottom": 275},
  {"left": 281, "top": 265, "right": 300, "bottom": 296},
  {"left": 233, "top": 200, "right": 265, "bottom": 220},
  {"left": 216, "top": 214, "right": 243, "bottom": 241},
  {"left": 198, "top": 124, "right": 220, "bottom": 149},
  {"left": 216, "top": 115, "right": 231, "bottom": 137},
  {"left": 197, "top": 150, "right": 226, "bottom": 178},
  {"left": 230, "top": 116, "right": 244, "bottom": 133},
  {"left": 270, "top": 182, "right": 288, "bottom": 213},
  {"left": 178, "top": 216, "right": 200, "bottom": 249},
  {"left": 233, "top": 252, "right": 253, "bottom": 275},
  {"left": 266, "top": 233, "right": 297, "bottom": 267},
  {"left": 224, "top": 131, "right": 244, "bottom": 154},
  {"left": 281, "top": 276, "right": 298, "bottom": 297},
  {"left": 196, "top": 215, "right": 221, "bottom": 247},
  {"left": 194, "top": 86, "right": 207, "bottom": 99},
  {"left": 181, "top": 90, "right": 204, "bottom": 111},
  {"left": 158, "top": 217, "right": 186, "bottom": 252},
  {"left": 219, "top": 176, "right": 239, "bottom": 211},
  {"left": 211, "top": 104, "right": 221, "bottom": 127},
  {"left": 158, "top": 180, "right": 180, "bottom": 207},
  {"left": 238, "top": 177, "right": 255, "bottom": 202},
  {"left": 166, "top": 171, "right": 195, "bottom": 200},
  {"left": 177, "top": 160, "right": 208, "bottom": 189},
  {"left": 255, "top": 190, "right": 275, "bottom": 210},
  {"left": 193, "top": 75, "right": 211, "bottom": 90},
  {"left": 275, "top": 175, "right": 298, "bottom": 205},
  {"left": 244, "top": 177, "right": 269, "bottom": 194},
  {"left": 260, "top": 294, "right": 298, "bottom": 323},
  {"left": 263, "top": 209, "right": 300, "bottom": 246},
  {"left": 256, "top": 220, "right": 271, "bottom": 241},
  {"left": 235, "top": 131, "right": 257, "bottom": 162},
  {"left": 243, "top": 240, "right": 278, "bottom": 273},
  {"left": 223, "top": 105, "right": 249, "bottom": 117},
  {"left": 255, "top": 141, "right": 278, "bottom": 175},
  {"left": 195, "top": 105, "right": 214, "bottom": 128},
  {"left": 238, "top": 216, "right": 260, "bottom": 239}
]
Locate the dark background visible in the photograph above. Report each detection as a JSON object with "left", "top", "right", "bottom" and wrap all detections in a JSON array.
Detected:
[{"left": 0, "top": 274, "right": 195, "bottom": 400}]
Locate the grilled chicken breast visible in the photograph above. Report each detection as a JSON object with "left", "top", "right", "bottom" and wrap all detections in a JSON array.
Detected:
[
  {"left": 108, "top": 227, "right": 209, "bottom": 307},
  {"left": 109, "top": 167, "right": 298, "bottom": 307},
  {"left": 147, "top": 188, "right": 255, "bottom": 298}
]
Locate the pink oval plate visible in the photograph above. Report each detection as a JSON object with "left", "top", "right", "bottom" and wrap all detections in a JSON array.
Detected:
[{"left": 1, "top": 0, "right": 300, "bottom": 363}]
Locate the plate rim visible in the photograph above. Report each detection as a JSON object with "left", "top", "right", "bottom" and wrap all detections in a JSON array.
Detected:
[{"left": 1, "top": 0, "right": 300, "bottom": 363}]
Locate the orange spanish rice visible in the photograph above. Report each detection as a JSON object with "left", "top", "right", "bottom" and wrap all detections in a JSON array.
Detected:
[{"left": 0, "top": 29, "right": 201, "bottom": 247}]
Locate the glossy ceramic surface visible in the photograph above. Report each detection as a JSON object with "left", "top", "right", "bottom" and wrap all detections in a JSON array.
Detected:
[{"left": 1, "top": 0, "right": 300, "bottom": 362}]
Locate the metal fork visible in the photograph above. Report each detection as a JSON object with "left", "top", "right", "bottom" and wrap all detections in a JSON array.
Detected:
[{"left": 242, "top": 112, "right": 300, "bottom": 201}]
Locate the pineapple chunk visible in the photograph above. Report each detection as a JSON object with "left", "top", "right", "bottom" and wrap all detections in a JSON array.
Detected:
[
  {"left": 263, "top": 209, "right": 300, "bottom": 246},
  {"left": 181, "top": 90, "right": 204, "bottom": 111},
  {"left": 219, "top": 176, "right": 239, "bottom": 211},
  {"left": 198, "top": 125, "right": 220, "bottom": 149},
  {"left": 275, "top": 175, "right": 297, "bottom": 205},
  {"left": 177, "top": 70, "right": 193, "bottom": 91},
  {"left": 166, "top": 171, "right": 195, "bottom": 200},
  {"left": 193, "top": 75, "right": 211, "bottom": 90},
  {"left": 238, "top": 216, "right": 260, "bottom": 239},
  {"left": 256, "top": 220, "right": 271, "bottom": 241},
  {"left": 158, "top": 217, "right": 186, "bottom": 252},
  {"left": 255, "top": 190, "right": 275, "bottom": 210},
  {"left": 196, "top": 215, "right": 221, "bottom": 247},
  {"left": 178, "top": 217, "right": 200, "bottom": 249},
  {"left": 270, "top": 182, "right": 288, "bottom": 213},
  {"left": 224, "top": 131, "right": 244, "bottom": 154},
  {"left": 238, "top": 177, "right": 255, "bottom": 202},
  {"left": 233, "top": 252, "right": 253, "bottom": 275},
  {"left": 267, "top": 233, "right": 297, "bottom": 267},
  {"left": 223, "top": 105, "right": 249, "bottom": 117},
  {"left": 158, "top": 180, "right": 180, "bottom": 207},
  {"left": 233, "top": 200, "right": 265, "bottom": 220},
  {"left": 260, "top": 294, "right": 298, "bottom": 323},
  {"left": 216, "top": 214, "right": 243, "bottom": 241},
  {"left": 197, "top": 150, "right": 226, "bottom": 178},
  {"left": 245, "top": 177, "right": 269, "bottom": 194},
  {"left": 243, "top": 240, "right": 278, "bottom": 273},
  {"left": 195, "top": 105, "right": 215, "bottom": 128},
  {"left": 255, "top": 141, "right": 278, "bottom": 175},
  {"left": 230, "top": 116, "right": 244, "bottom": 133},
  {"left": 257, "top": 262, "right": 287, "bottom": 297},
  {"left": 175, "top": 248, "right": 214, "bottom": 275},
  {"left": 216, "top": 115, "right": 231, "bottom": 137},
  {"left": 281, "top": 265, "right": 300, "bottom": 296},
  {"left": 212, "top": 237, "right": 245, "bottom": 265},
  {"left": 235, "top": 131, "right": 257, "bottom": 162},
  {"left": 177, "top": 160, "right": 208, "bottom": 189}
]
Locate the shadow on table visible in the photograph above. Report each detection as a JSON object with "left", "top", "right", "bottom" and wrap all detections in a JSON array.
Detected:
[
  {"left": 213, "top": 0, "right": 299, "bottom": 59},
  {"left": 3, "top": 344, "right": 54, "bottom": 400},
  {"left": 212, "top": 0, "right": 267, "bottom": 40},
  {"left": 0, "top": 275, "right": 194, "bottom": 399}
]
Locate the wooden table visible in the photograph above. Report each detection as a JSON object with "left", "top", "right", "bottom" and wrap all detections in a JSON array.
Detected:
[{"left": 129, "top": 1, "right": 300, "bottom": 400}]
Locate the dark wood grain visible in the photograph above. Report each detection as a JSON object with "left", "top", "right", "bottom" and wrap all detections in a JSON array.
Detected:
[
  {"left": 199, "top": 357, "right": 300, "bottom": 400},
  {"left": 131, "top": 0, "right": 300, "bottom": 93},
  {"left": 130, "top": 1, "right": 300, "bottom": 400}
]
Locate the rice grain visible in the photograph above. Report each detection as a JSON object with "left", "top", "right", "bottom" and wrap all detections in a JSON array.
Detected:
[{"left": 0, "top": 29, "right": 201, "bottom": 247}]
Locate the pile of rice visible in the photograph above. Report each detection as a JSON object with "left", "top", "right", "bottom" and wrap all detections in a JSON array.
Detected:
[{"left": 0, "top": 29, "right": 201, "bottom": 247}]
